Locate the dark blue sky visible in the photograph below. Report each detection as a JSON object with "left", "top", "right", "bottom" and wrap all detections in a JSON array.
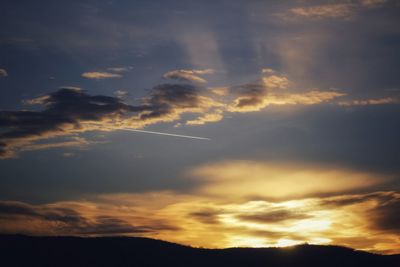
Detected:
[{"left": 0, "top": 0, "right": 399, "bottom": 253}]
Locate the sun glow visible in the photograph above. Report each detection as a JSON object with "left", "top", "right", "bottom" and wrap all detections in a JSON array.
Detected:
[
  {"left": 275, "top": 239, "right": 303, "bottom": 247},
  {"left": 0, "top": 161, "right": 399, "bottom": 254}
]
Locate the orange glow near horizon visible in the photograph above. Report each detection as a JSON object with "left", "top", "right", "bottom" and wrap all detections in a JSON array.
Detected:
[{"left": 0, "top": 161, "right": 399, "bottom": 254}]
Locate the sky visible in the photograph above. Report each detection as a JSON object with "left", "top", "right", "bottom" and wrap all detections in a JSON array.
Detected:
[{"left": 0, "top": 0, "right": 400, "bottom": 254}]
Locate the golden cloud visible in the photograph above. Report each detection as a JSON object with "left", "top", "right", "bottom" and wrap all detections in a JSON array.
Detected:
[
  {"left": 185, "top": 110, "right": 224, "bottom": 125},
  {"left": 188, "top": 160, "right": 387, "bottom": 199},
  {"left": 1, "top": 189, "right": 399, "bottom": 253},
  {"left": 228, "top": 91, "right": 346, "bottom": 112},
  {"left": 0, "top": 159, "right": 397, "bottom": 252}
]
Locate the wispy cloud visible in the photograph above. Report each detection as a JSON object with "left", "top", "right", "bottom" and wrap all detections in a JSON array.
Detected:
[
  {"left": 114, "top": 90, "right": 128, "bottom": 99},
  {"left": 81, "top": 72, "right": 122, "bottom": 79},
  {"left": 287, "top": 0, "right": 389, "bottom": 20},
  {"left": 107, "top": 66, "right": 132, "bottom": 73},
  {"left": 338, "top": 97, "right": 400, "bottom": 106},
  {"left": 163, "top": 69, "right": 215, "bottom": 83},
  {"left": 360, "top": 0, "right": 388, "bottom": 8},
  {"left": 290, "top": 3, "right": 355, "bottom": 19},
  {"left": 185, "top": 110, "right": 224, "bottom": 125}
]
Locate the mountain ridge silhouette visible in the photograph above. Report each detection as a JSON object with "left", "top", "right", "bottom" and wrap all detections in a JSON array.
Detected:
[{"left": 1, "top": 235, "right": 399, "bottom": 267}]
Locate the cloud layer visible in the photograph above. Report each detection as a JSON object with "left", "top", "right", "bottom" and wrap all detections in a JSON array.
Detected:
[
  {"left": 0, "top": 180, "right": 398, "bottom": 253},
  {"left": 2, "top": 68, "right": 397, "bottom": 158}
]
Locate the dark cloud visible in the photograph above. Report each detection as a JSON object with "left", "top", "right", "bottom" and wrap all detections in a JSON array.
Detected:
[
  {"left": 0, "top": 201, "right": 177, "bottom": 236},
  {"left": 0, "top": 201, "right": 83, "bottom": 224},
  {"left": 0, "top": 87, "right": 136, "bottom": 158},
  {"left": 140, "top": 83, "right": 208, "bottom": 120},
  {"left": 321, "top": 191, "right": 400, "bottom": 233},
  {"left": 230, "top": 83, "right": 267, "bottom": 109},
  {"left": 237, "top": 210, "right": 311, "bottom": 224},
  {"left": 0, "top": 85, "right": 215, "bottom": 158},
  {"left": 0, "top": 201, "right": 40, "bottom": 217},
  {"left": 189, "top": 209, "right": 221, "bottom": 224},
  {"left": 367, "top": 192, "right": 400, "bottom": 233},
  {"left": 74, "top": 216, "right": 150, "bottom": 235},
  {"left": 321, "top": 192, "right": 397, "bottom": 207}
]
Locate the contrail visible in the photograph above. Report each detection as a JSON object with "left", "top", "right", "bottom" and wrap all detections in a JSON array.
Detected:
[{"left": 120, "top": 128, "right": 211, "bottom": 140}]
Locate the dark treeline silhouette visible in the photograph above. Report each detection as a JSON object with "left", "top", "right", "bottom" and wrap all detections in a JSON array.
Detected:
[{"left": 0, "top": 235, "right": 399, "bottom": 267}]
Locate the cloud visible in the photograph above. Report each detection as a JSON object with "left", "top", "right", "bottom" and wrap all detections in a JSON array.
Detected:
[
  {"left": 63, "top": 152, "right": 76, "bottom": 157},
  {"left": 360, "top": 0, "right": 388, "bottom": 8},
  {"left": 0, "top": 200, "right": 177, "bottom": 236},
  {"left": 338, "top": 97, "right": 400, "bottom": 106},
  {"left": 114, "top": 90, "right": 129, "bottom": 99},
  {"left": 290, "top": 3, "right": 355, "bottom": 19},
  {"left": 81, "top": 72, "right": 122, "bottom": 79},
  {"left": 188, "top": 160, "right": 387, "bottom": 199},
  {"left": 0, "top": 85, "right": 221, "bottom": 158},
  {"left": 288, "top": 0, "right": 389, "bottom": 20},
  {"left": 237, "top": 210, "right": 312, "bottom": 223},
  {"left": 189, "top": 209, "right": 221, "bottom": 225},
  {"left": 185, "top": 110, "right": 224, "bottom": 125},
  {"left": 209, "top": 87, "right": 229, "bottom": 96},
  {"left": 221, "top": 72, "right": 345, "bottom": 112},
  {"left": 137, "top": 83, "right": 222, "bottom": 125},
  {"left": 0, "top": 87, "right": 141, "bottom": 158},
  {"left": 0, "top": 70, "right": 381, "bottom": 158},
  {"left": 227, "top": 80, "right": 345, "bottom": 112},
  {"left": 163, "top": 69, "right": 215, "bottom": 83},
  {"left": 321, "top": 191, "right": 400, "bottom": 234},
  {"left": 261, "top": 75, "right": 290, "bottom": 89},
  {"left": 0, "top": 157, "right": 397, "bottom": 251},
  {"left": 19, "top": 136, "right": 90, "bottom": 152},
  {"left": 1, "top": 189, "right": 400, "bottom": 253},
  {"left": 107, "top": 66, "right": 132, "bottom": 73},
  {"left": 0, "top": 68, "right": 8, "bottom": 77},
  {"left": 261, "top": 68, "right": 276, "bottom": 74},
  {"left": 372, "top": 194, "right": 400, "bottom": 233}
]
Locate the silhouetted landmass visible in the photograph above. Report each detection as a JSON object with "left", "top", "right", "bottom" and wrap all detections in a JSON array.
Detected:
[{"left": 0, "top": 235, "right": 399, "bottom": 267}]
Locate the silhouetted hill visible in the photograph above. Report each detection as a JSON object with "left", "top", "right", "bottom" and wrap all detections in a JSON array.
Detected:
[{"left": 0, "top": 235, "right": 399, "bottom": 267}]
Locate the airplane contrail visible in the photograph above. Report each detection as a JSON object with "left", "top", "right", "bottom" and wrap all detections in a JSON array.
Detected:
[{"left": 120, "top": 128, "right": 211, "bottom": 140}]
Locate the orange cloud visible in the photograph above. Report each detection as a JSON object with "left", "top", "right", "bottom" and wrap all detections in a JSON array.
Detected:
[
  {"left": 1, "top": 189, "right": 399, "bottom": 253},
  {"left": 0, "top": 158, "right": 397, "bottom": 253}
]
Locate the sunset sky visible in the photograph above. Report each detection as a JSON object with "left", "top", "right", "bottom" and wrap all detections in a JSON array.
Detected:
[{"left": 1, "top": 0, "right": 400, "bottom": 254}]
